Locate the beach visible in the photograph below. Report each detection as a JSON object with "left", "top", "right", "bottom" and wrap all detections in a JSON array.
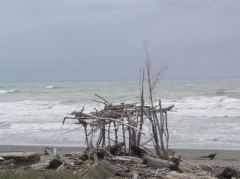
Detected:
[
  {"left": 1, "top": 79, "right": 240, "bottom": 178},
  {"left": 1, "top": 145, "right": 239, "bottom": 170}
]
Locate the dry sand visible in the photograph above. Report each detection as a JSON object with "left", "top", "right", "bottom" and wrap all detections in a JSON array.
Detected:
[{"left": 0, "top": 145, "right": 239, "bottom": 170}]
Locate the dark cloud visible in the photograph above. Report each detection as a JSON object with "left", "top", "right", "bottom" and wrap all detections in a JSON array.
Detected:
[{"left": 0, "top": 0, "right": 239, "bottom": 82}]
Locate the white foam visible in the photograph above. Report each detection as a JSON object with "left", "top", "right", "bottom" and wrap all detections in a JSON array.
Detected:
[
  {"left": 164, "top": 96, "right": 240, "bottom": 118},
  {"left": 0, "top": 100, "right": 97, "bottom": 123},
  {"left": 45, "top": 85, "right": 56, "bottom": 89},
  {"left": 0, "top": 89, "right": 17, "bottom": 94},
  {"left": 0, "top": 96, "right": 240, "bottom": 149}
]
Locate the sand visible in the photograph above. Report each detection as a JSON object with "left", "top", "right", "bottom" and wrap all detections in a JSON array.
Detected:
[{"left": 0, "top": 145, "right": 239, "bottom": 170}]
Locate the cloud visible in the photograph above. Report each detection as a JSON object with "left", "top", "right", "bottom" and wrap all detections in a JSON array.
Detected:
[{"left": 0, "top": 0, "right": 239, "bottom": 82}]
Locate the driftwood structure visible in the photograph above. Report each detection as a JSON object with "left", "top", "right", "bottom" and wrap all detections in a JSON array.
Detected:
[
  {"left": 63, "top": 60, "right": 174, "bottom": 160},
  {"left": 63, "top": 95, "right": 174, "bottom": 159},
  {"left": 61, "top": 60, "right": 179, "bottom": 178},
  {"left": 59, "top": 60, "right": 238, "bottom": 178}
]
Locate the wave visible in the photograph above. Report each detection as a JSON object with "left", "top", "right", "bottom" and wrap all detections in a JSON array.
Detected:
[
  {"left": 0, "top": 89, "right": 18, "bottom": 94},
  {"left": 0, "top": 97, "right": 240, "bottom": 149},
  {"left": 45, "top": 85, "right": 57, "bottom": 89},
  {"left": 165, "top": 96, "right": 240, "bottom": 118},
  {"left": 0, "top": 122, "right": 11, "bottom": 129},
  {"left": 0, "top": 100, "right": 94, "bottom": 122},
  {"left": 0, "top": 96, "right": 239, "bottom": 121}
]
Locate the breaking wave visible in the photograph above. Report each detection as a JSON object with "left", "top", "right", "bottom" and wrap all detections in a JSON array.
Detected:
[
  {"left": 0, "top": 96, "right": 239, "bottom": 122},
  {"left": 0, "top": 89, "right": 18, "bottom": 94},
  {"left": 165, "top": 96, "right": 240, "bottom": 118},
  {"left": 45, "top": 85, "right": 57, "bottom": 89}
]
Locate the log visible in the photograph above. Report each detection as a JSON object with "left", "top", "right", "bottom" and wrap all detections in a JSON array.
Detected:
[
  {"left": 84, "top": 113, "right": 145, "bottom": 135},
  {"left": 31, "top": 162, "right": 49, "bottom": 170},
  {"left": 143, "top": 156, "right": 176, "bottom": 169},
  {"left": 111, "top": 156, "right": 143, "bottom": 164},
  {"left": 0, "top": 152, "right": 40, "bottom": 165},
  {"left": 165, "top": 171, "right": 215, "bottom": 179}
]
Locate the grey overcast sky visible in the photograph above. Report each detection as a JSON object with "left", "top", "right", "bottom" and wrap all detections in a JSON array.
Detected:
[{"left": 0, "top": 0, "right": 240, "bottom": 82}]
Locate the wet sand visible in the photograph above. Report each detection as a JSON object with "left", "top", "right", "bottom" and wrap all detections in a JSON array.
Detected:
[{"left": 0, "top": 145, "right": 239, "bottom": 169}]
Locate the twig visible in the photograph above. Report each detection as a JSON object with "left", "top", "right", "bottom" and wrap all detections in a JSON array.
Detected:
[
  {"left": 181, "top": 158, "right": 209, "bottom": 174},
  {"left": 94, "top": 94, "right": 111, "bottom": 105},
  {"left": 84, "top": 113, "right": 145, "bottom": 135}
]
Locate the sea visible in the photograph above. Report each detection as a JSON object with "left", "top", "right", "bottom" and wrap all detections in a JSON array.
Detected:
[{"left": 0, "top": 78, "right": 240, "bottom": 150}]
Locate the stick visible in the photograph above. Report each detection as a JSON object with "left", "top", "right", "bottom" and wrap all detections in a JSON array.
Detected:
[
  {"left": 137, "top": 69, "right": 145, "bottom": 146},
  {"left": 94, "top": 94, "right": 111, "bottom": 105},
  {"left": 84, "top": 113, "right": 145, "bottom": 135},
  {"left": 181, "top": 158, "right": 208, "bottom": 174},
  {"left": 92, "top": 99, "right": 107, "bottom": 105}
]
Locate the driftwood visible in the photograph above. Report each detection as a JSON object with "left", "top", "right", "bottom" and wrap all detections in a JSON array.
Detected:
[
  {"left": 0, "top": 152, "right": 40, "bottom": 165},
  {"left": 111, "top": 156, "right": 143, "bottom": 164},
  {"left": 200, "top": 153, "right": 217, "bottom": 160},
  {"left": 81, "top": 160, "right": 114, "bottom": 179},
  {"left": 143, "top": 156, "right": 176, "bottom": 169},
  {"left": 0, "top": 159, "right": 14, "bottom": 169},
  {"left": 165, "top": 171, "right": 216, "bottom": 179},
  {"left": 181, "top": 158, "right": 208, "bottom": 174},
  {"left": 63, "top": 59, "right": 174, "bottom": 159},
  {"left": 31, "top": 162, "right": 49, "bottom": 170},
  {"left": 63, "top": 100, "right": 174, "bottom": 158},
  {"left": 60, "top": 59, "right": 184, "bottom": 178}
]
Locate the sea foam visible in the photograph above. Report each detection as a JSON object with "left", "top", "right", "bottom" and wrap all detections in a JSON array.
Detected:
[
  {"left": 164, "top": 96, "right": 240, "bottom": 118},
  {"left": 0, "top": 89, "right": 18, "bottom": 94},
  {"left": 45, "top": 85, "right": 56, "bottom": 89}
]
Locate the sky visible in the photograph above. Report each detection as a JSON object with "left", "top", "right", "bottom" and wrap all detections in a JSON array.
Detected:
[{"left": 0, "top": 0, "right": 240, "bottom": 82}]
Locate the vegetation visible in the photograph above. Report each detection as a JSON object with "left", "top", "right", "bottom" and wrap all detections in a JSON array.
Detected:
[{"left": 0, "top": 169, "right": 81, "bottom": 179}]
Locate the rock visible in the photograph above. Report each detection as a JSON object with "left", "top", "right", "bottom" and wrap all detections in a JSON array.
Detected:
[
  {"left": 131, "top": 146, "right": 148, "bottom": 157},
  {"left": 46, "top": 158, "right": 63, "bottom": 170},
  {"left": 79, "top": 153, "right": 89, "bottom": 161},
  {"left": 215, "top": 167, "right": 239, "bottom": 179}
]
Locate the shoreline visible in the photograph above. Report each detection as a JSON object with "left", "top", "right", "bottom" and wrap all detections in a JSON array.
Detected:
[
  {"left": 0, "top": 145, "right": 239, "bottom": 169},
  {"left": 1, "top": 144, "right": 239, "bottom": 151}
]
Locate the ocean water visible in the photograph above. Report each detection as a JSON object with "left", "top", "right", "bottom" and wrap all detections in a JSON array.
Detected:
[{"left": 0, "top": 78, "right": 240, "bottom": 149}]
